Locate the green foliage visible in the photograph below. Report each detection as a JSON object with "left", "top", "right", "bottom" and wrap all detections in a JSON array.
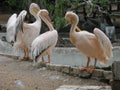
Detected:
[
  {"left": 54, "top": 0, "right": 64, "bottom": 29},
  {"left": 5, "top": 0, "right": 113, "bottom": 30},
  {"left": 93, "top": 0, "right": 110, "bottom": 5},
  {"left": 55, "top": 17, "right": 66, "bottom": 30},
  {"left": 41, "top": 0, "right": 55, "bottom": 17},
  {"left": 41, "top": 0, "right": 69, "bottom": 29},
  {"left": 6, "top": 0, "right": 32, "bottom": 11},
  {"left": 6, "top": 0, "right": 17, "bottom": 6}
]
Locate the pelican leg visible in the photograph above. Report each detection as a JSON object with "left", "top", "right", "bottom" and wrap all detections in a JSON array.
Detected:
[
  {"left": 42, "top": 56, "right": 45, "bottom": 63},
  {"left": 33, "top": 59, "right": 36, "bottom": 66},
  {"left": 23, "top": 48, "right": 29, "bottom": 60},
  {"left": 48, "top": 54, "right": 50, "bottom": 63},
  {"left": 80, "top": 57, "right": 90, "bottom": 71},
  {"left": 46, "top": 53, "right": 50, "bottom": 63},
  {"left": 93, "top": 58, "right": 97, "bottom": 69},
  {"left": 86, "top": 58, "right": 97, "bottom": 74}
]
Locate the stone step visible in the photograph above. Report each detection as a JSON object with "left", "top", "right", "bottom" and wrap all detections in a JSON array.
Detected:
[{"left": 56, "top": 85, "right": 111, "bottom": 90}]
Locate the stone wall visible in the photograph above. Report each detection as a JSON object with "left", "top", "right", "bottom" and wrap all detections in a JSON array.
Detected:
[{"left": 111, "top": 61, "right": 120, "bottom": 90}]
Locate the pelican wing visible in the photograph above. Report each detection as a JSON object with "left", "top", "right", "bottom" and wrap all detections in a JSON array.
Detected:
[
  {"left": 6, "top": 13, "right": 17, "bottom": 42},
  {"left": 14, "top": 10, "right": 27, "bottom": 41},
  {"left": 31, "top": 30, "right": 58, "bottom": 59},
  {"left": 94, "top": 28, "right": 113, "bottom": 59},
  {"left": 7, "top": 13, "right": 17, "bottom": 28}
]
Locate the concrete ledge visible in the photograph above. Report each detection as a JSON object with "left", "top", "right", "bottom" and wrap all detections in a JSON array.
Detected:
[{"left": 42, "top": 63, "right": 112, "bottom": 81}]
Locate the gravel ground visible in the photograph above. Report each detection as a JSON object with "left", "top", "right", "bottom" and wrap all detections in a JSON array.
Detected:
[{"left": 0, "top": 55, "right": 109, "bottom": 90}]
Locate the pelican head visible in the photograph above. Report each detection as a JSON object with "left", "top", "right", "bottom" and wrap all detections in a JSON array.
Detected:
[
  {"left": 29, "top": 3, "right": 40, "bottom": 16},
  {"left": 65, "top": 11, "right": 79, "bottom": 25},
  {"left": 65, "top": 11, "right": 81, "bottom": 31},
  {"left": 17, "top": 10, "right": 27, "bottom": 19},
  {"left": 39, "top": 9, "right": 51, "bottom": 23}
]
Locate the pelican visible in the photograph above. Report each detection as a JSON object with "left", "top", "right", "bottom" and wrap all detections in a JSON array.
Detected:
[
  {"left": 65, "top": 11, "right": 113, "bottom": 74},
  {"left": 14, "top": 3, "right": 41, "bottom": 60},
  {"left": 31, "top": 9, "right": 58, "bottom": 65},
  {"left": 6, "top": 13, "right": 17, "bottom": 45}
]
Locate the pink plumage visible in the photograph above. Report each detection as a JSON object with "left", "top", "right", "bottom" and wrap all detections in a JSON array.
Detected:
[{"left": 65, "top": 11, "right": 113, "bottom": 73}]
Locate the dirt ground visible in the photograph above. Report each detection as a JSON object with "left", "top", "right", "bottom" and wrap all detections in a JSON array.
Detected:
[{"left": 0, "top": 55, "right": 109, "bottom": 90}]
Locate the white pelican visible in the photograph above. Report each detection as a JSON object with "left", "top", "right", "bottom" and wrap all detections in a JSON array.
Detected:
[
  {"left": 65, "top": 11, "right": 113, "bottom": 74},
  {"left": 6, "top": 13, "right": 17, "bottom": 45},
  {"left": 31, "top": 9, "right": 58, "bottom": 65},
  {"left": 14, "top": 3, "right": 41, "bottom": 60}
]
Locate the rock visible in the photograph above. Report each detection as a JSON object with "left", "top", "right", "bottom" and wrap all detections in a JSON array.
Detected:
[
  {"left": 38, "top": 67, "right": 46, "bottom": 71},
  {"left": 49, "top": 75, "right": 60, "bottom": 80},
  {"left": 53, "top": 64, "right": 63, "bottom": 72},
  {"left": 70, "top": 67, "right": 80, "bottom": 76},
  {"left": 33, "top": 62, "right": 46, "bottom": 68},
  {"left": 111, "top": 80, "right": 120, "bottom": 90},
  {"left": 61, "top": 65, "right": 71, "bottom": 74},
  {"left": 112, "top": 61, "right": 120, "bottom": 80},
  {"left": 46, "top": 63, "right": 55, "bottom": 70},
  {"left": 79, "top": 70, "right": 91, "bottom": 78},
  {"left": 46, "top": 63, "right": 62, "bottom": 71},
  {"left": 92, "top": 69, "right": 104, "bottom": 79},
  {"left": 103, "top": 71, "right": 112, "bottom": 80},
  {"left": 111, "top": 61, "right": 120, "bottom": 90}
]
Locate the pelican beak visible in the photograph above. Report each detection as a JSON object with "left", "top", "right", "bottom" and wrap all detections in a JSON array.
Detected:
[
  {"left": 76, "top": 26, "right": 81, "bottom": 32},
  {"left": 33, "top": 7, "right": 39, "bottom": 14},
  {"left": 64, "top": 18, "right": 70, "bottom": 27},
  {"left": 65, "top": 23, "right": 70, "bottom": 27},
  {"left": 46, "top": 14, "right": 52, "bottom": 24}
]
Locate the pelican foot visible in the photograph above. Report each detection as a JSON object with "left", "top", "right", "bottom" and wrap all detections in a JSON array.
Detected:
[
  {"left": 79, "top": 66, "right": 86, "bottom": 71},
  {"left": 41, "top": 61, "right": 45, "bottom": 64},
  {"left": 23, "top": 56, "right": 30, "bottom": 60},
  {"left": 86, "top": 67, "right": 94, "bottom": 74},
  {"left": 45, "top": 61, "right": 50, "bottom": 64}
]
